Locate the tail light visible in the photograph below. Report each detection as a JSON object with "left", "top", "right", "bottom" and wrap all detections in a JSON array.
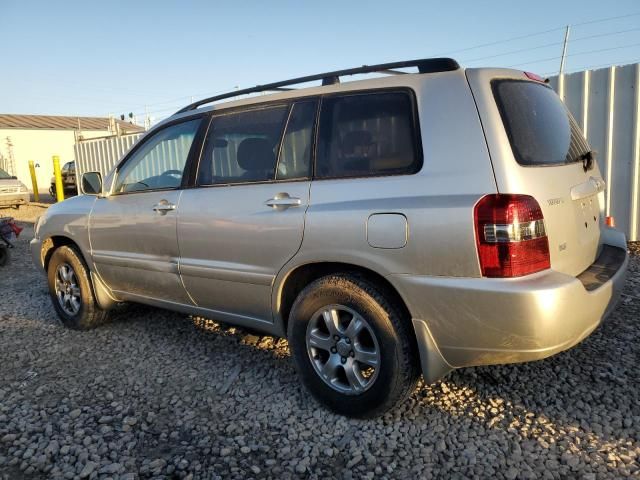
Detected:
[
  {"left": 474, "top": 194, "right": 550, "bottom": 278},
  {"left": 9, "top": 221, "right": 22, "bottom": 237},
  {"left": 524, "top": 71, "right": 547, "bottom": 83}
]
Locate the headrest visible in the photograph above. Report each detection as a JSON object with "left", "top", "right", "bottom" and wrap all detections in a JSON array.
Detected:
[
  {"left": 237, "top": 138, "right": 275, "bottom": 171},
  {"left": 341, "top": 130, "right": 374, "bottom": 155}
]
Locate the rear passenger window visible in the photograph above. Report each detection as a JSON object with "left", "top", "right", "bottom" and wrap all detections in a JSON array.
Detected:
[
  {"left": 277, "top": 100, "right": 317, "bottom": 180},
  {"left": 198, "top": 106, "right": 289, "bottom": 185},
  {"left": 316, "top": 92, "right": 420, "bottom": 178}
]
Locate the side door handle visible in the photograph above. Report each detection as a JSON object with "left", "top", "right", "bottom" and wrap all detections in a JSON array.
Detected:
[
  {"left": 153, "top": 200, "right": 176, "bottom": 215},
  {"left": 265, "top": 192, "right": 302, "bottom": 210}
]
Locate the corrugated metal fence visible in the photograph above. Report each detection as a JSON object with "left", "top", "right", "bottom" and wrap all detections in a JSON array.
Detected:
[
  {"left": 75, "top": 63, "right": 640, "bottom": 240},
  {"left": 75, "top": 133, "right": 141, "bottom": 183},
  {"left": 549, "top": 63, "right": 640, "bottom": 241}
]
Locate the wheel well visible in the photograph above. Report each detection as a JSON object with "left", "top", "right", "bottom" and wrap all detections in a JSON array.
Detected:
[
  {"left": 42, "top": 236, "right": 77, "bottom": 271},
  {"left": 279, "top": 262, "right": 413, "bottom": 335}
]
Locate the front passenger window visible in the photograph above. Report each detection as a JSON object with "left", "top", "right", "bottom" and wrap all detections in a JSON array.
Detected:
[{"left": 114, "top": 119, "right": 201, "bottom": 193}]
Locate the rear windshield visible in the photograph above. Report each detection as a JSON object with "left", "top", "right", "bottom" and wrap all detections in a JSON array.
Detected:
[{"left": 492, "top": 80, "right": 591, "bottom": 166}]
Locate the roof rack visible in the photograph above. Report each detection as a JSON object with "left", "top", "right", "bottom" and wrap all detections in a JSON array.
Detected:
[{"left": 176, "top": 57, "right": 459, "bottom": 114}]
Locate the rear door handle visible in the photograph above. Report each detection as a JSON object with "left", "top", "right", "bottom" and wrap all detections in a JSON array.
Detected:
[
  {"left": 265, "top": 193, "right": 302, "bottom": 209},
  {"left": 153, "top": 201, "right": 176, "bottom": 215}
]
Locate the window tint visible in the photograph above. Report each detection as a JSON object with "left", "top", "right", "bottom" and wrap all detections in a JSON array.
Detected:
[
  {"left": 316, "top": 92, "right": 419, "bottom": 178},
  {"left": 492, "top": 80, "right": 591, "bottom": 166},
  {"left": 277, "top": 100, "right": 317, "bottom": 180},
  {"left": 198, "top": 106, "right": 289, "bottom": 185},
  {"left": 114, "top": 119, "right": 201, "bottom": 193}
]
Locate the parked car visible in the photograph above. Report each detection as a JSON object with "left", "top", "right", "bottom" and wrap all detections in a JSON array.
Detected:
[
  {"left": 49, "top": 161, "right": 77, "bottom": 198},
  {"left": 31, "top": 59, "right": 629, "bottom": 417},
  {"left": 0, "top": 168, "right": 30, "bottom": 209}
]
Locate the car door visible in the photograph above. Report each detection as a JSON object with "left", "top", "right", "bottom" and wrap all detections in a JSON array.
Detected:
[
  {"left": 178, "top": 100, "right": 317, "bottom": 323},
  {"left": 89, "top": 117, "right": 203, "bottom": 303}
]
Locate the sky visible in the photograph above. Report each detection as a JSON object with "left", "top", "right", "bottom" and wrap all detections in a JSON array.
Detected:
[{"left": 1, "top": 0, "right": 639, "bottom": 124}]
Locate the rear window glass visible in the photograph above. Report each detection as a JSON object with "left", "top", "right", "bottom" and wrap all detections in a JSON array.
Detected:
[
  {"left": 316, "top": 92, "right": 420, "bottom": 178},
  {"left": 492, "top": 80, "right": 591, "bottom": 166}
]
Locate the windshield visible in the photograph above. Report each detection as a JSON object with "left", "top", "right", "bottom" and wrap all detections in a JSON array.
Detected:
[
  {"left": 0, "top": 168, "right": 12, "bottom": 179},
  {"left": 492, "top": 80, "right": 591, "bottom": 166}
]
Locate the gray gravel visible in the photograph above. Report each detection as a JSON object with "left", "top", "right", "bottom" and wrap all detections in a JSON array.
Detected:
[{"left": 1, "top": 203, "right": 639, "bottom": 479}]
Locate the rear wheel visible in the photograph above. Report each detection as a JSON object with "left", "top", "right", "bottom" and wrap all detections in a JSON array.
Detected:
[
  {"left": 47, "top": 245, "right": 108, "bottom": 329},
  {"left": 288, "top": 274, "right": 420, "bottom": 417}
]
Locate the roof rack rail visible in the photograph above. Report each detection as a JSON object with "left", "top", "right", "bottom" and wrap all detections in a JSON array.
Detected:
[{"left": 176, "top": 57, "right": 459, "bottom": 114}]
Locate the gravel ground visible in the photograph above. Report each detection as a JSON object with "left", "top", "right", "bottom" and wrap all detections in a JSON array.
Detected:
[{"left": 0, "top": 203, "right": 639, "bottom": 479}]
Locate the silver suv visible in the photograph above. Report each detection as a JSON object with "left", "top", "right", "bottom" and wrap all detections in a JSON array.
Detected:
[{"left": 31, "top": 59, "right": 629, "bottom": 417}]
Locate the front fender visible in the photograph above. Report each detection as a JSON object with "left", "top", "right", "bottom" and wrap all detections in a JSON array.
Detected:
[{"left": 35, "top": 195, "right": 97, "bottom": 271}]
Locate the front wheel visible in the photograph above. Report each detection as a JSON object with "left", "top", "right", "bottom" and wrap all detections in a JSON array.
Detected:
[
  {"left": 47, "top": 245, "right": 108, "bottom": 329},
  {"left": 288, "top": 274, "right": 420, "bottom": 418}
]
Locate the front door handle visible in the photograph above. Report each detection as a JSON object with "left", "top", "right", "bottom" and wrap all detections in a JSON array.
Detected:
[
  {"left": 153, "top": 200, "right": 176, "bottom": 215},
  {"left": 265, "top": 192, "right": 302, "bottom": 209}
]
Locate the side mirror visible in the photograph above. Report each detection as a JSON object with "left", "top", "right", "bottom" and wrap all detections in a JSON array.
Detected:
[{"left": 81, "top": 172, "right": 103, "bottom": 196}]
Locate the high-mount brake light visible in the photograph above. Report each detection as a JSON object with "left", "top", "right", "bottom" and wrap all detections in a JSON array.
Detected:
[
  {"left": 524, "top": 71, "right": 546, "bottom": 83},
  {"left": 474, "top": 194, "right": 550, "bottom": 278}
]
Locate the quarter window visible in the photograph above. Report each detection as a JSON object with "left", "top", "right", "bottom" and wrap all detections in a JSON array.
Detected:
[
  {"left": 114, "top": 119, "right": 201, "bottom": 193},
  {"left": 198, "top": 106, "right": 289, "bottom": 185},
  {"left": 316, "top": 92, "right": 420, "bottom": 178}
]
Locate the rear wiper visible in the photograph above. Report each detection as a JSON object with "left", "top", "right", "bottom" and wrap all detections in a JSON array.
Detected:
[{"left": 576, "top": 150, "right": 595, "bottom": 172}]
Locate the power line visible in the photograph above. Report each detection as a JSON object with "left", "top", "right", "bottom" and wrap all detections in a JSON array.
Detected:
[
  {"left": 110, "top": 11, "right": 640, "bottom": 116},
  {"left": 463, "top": 26, "right": 640, "bottom": 64},
  {"left": 572, "top": 26, "right": 640, "bottom": 42},
  {"left": 439, "top": 26, "right": 566, "bottom": 56},
  {"left": 541, "top": 57, "right": 640, "bottom": 76},
  {"left": 103, "top": 11, "right": 640, "bottom": 119},
  {"left": 506, "top": 41, "right": 640, "bottom": 68},
  {"left": 571, "top": 12, "right": 640, "bottom": 27},
  {"left": 439, "top": 11, "right": 640, "bottom": 57}
]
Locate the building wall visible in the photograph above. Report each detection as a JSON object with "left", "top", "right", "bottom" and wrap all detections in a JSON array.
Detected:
[{"left": 0, "top": 128, "right": 113, "bottom": 194}]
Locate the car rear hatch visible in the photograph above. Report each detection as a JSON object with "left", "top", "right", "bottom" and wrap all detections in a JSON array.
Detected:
[{"left": 466, "top": 68, "right": 605, "bottom": 277}]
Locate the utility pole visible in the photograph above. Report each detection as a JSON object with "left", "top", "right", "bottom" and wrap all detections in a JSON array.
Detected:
[
  {"left": 559, "top": 25, "right": 570, "bottom": 75},
  {"left": 558, "top": 25, "right": 570, "bottom": 100},
  {"left": 144, "top": 105, "right": 150, "bottom": 131}
]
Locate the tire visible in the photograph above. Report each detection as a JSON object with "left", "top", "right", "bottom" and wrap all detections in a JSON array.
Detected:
[
  {"left": 0, "top": 246, "right": 9, "bottom": 267},
  {"left": 47, "top": 245, "right": 108, "bottom": 330},
  {"left": 288, "top": 274, "right": 420, "bottom": 418}
]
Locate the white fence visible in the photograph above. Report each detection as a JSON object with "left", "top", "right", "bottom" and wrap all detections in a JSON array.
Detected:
[
  {"left": 549, "top": 63, "right": 640, "bottom": 241},
  {"left": 74, "top": 133, "right": 142, "bottom": 185},
  {"left": 75, "top": 63, "right": 640, "bottom": 240}
]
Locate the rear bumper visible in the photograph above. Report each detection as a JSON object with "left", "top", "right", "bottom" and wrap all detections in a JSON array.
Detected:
[
  {"left": 0, "top": 192, "right": 29, "bottom": 207},
  {"left": 392, "top": 241, "right": 629, "bottom": 376}
]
